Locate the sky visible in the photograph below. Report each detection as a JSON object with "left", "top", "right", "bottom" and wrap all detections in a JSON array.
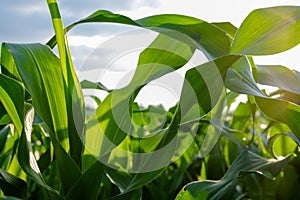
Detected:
[{"left": 1, "top": 0, "right": 300, "bottom": 108}]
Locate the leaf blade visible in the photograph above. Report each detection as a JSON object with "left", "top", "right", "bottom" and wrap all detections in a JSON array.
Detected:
[{"left": 231, "top": 6, "right": 300, "bottom": 55}]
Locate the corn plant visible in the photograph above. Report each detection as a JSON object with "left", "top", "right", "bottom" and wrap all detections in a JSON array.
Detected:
[{"left": 1, "top": 1, "right": 300, "bottom": 199}]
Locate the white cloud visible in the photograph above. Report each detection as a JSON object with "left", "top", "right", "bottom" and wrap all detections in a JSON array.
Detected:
[
  {"left": 13, "top": 5, "right": 48, "bottom": 15},
  {"left": 68, "top": 35, "right": 109, "bottom": 48}
]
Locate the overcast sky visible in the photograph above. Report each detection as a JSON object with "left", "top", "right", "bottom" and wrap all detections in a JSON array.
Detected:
[{"left": 1, "top": 0, "right": 300, "bottom": 107}]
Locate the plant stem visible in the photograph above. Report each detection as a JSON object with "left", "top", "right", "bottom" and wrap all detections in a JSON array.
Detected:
[{"left": 46, "top": 0, "right": 71, "bottom": 85}]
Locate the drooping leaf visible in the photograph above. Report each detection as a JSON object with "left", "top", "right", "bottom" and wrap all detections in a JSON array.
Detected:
[
  {"left": 176, "top": 150, "right": 291, "bottom": 200},
  {"left": 223, "top": 55, "right": 300, "bottom": 140},
  {"left": 181, "top": 55, "right": 241, "bottom": 117},
  {"left": 212, "top": 22, "right": 237, "bottom": 39},
  {"left": 231, "top": 6, "right": 300, "bottom": 55},
  {"left": 47, "top": 10, "right": 231, "bottom": 58},
  {"left": 225, "top": 57, "right": 264, "bottom": 97},
  {"left": 83, "top": 32, "right": 201, "bottom": 194},
  {"left": 256, "top": 65, "right": 300, "bottom": 95},
  {"left": 268, "top": 132, "right": 298, "bottom": 158},
  {"left": 81, "top": 80, "right": 110, "bottom": 91},
  {"left": 255, "top": 97, "right": 300, "bottom": 140},
  {"left": 46, "top": 10, "right": 240, "bottom": 179},
  {"left": 103, "top": 55, "right": 241, "bottom": 195},
  {"left": 46, "top": 10, "right": 139, "bottom": 48},
  {"left": 136, "top": 15, "right": 231, "bottom": 57},
  {"left": 178, "top": 56, "right": 241, "bottom": 158},
  {"left": 106, "top": 167, "right": 162, "bottom": 194},
  {"left": 84, "top": 33, "right": 194, "bottom": 163}
]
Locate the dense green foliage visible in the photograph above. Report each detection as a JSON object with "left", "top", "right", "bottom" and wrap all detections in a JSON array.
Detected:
[{"left": 1, "top": 1, "right": 300, "bottom": 199}]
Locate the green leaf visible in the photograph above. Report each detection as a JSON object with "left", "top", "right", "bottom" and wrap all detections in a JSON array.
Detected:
[
  {"left": 17, "top": 103, "right": 62, "bottom": 199},
  {"left": 131, "top": 104, "right": 168, "bottom": 137},
  {"left": 136, "top": 15, "right": 231, "bottom": 57},
  {"left": 47, "top": 10, "right": 231, "bottom": 58},
  {"left": 212, "top": 22, "right": 237, "bottom": 39},
  {"left": 176, "top": 150, "right": 291, "bottom": 200},
  {"left": 108, "top": 188, "right": 142, "bottom": 200},
  {"left": 231, "top": 6, "right": 300, "bottom": 55},
  {"left": 256, "top": 65, "right": 300, "bottom": 95},
  {"left": 46, "top": 11, "right": 238, "bottom": 174},
  {"left": 0, "top": 114, "right": 11, "bottom": 126},
  {"left": 225, "top": 57, "right": 264, "bottom": 97},
  {"left": 50, "top": 136, "right": 82, "bottom": 194},
  {"left": 66, "top": 161, "right": 105, "bottom": 200},
  {"left": 47, "top": 0, "right": 85, "bottom": 165},
  {"left": 2, "top": 43, "right": 83, "bottom": 194},
  {"left": 81, "top": 80, "right": 110, "bottom": 91},
  {"left": 221, "top": 126, "right": 249, "bottom": 146},
  {"left": 222, "top": 55, "right": 300, "bottom": 141},
  {"left": 181, "top": 55, "right": 241, "bottom": 117},
  {"left": 0, "top": 74, "right": 24, "bottom": 134},
  {"left": 106, "top": 168, "right": 162, "bottom": 193},
  {"left": 105, "top": 55, "right": 241, "bottom": 194},
  {"left": 3, "top": 43, "right": 69, "bottom": 148},
  {"left": 0, "top": 44, "right": 22, "bottom": 81},
  {"left": 84, "top": 33, "right": 194, "bottom": 162},
  {"left": 84, "top": 33, "right": 199, "bottom": 193},
  {"left": 0, "top": 126, "right": 18, "bottom": 171},
  {"left": 0, "top": 169, "right": 27, "bottom": 199},
  {"left": 268, "top": 133, "right": 298, "bottom": 158},
  {"left": 46, "top": 10, "right": 138, "bottom": 48},
  {"left": 0, "top": 125, "right": 10, "bottom": 153},
  {"left": 0, "top": 197, "right": 23, "bottom": 200},
  {"left": 255, "top": 97, "right": 300, "bottom": 140},
  {"left": 178, "top": 56, "right": 241, "bottom": 157},
  {"left": 231, "top": 102, "right": 252, "bottom": 131}
]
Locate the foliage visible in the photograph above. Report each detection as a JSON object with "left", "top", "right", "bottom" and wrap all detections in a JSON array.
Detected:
[{"left": 1, "top": 1, "right": 300, "bottom": 199}]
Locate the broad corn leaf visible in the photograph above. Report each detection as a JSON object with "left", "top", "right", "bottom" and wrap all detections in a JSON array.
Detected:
[
  {"left": 256, "top": 65, "right": 300, "bottom": 95},
  {"left": 0, "top": 74, "right": 24, "bottom": 134},
  {"left": 66, "top": 161, "right": 105, "bottom": 200},
  {"left": 47, "top": 10, "right": 231, "bottom": 58},
  {"left": 231, "top": 6, "right": 300, "bottom": 55},
  {"left": 255, "top": 97, "right": 300, "bottom": 139},
  {"left": 0, "top": 44, "right": 21, "bottom": 81},
  {"left": 3, "top": 43, "right": 69, "bottom": 148},
  {"left": 2, "top": 43, "right": 82, "bottom": 195},
  {"left": 223, "top": 55, "right": 300, "bottom": 140},
  {"left": 85, "top": 33, "right": 194, "bottom": 162}
]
